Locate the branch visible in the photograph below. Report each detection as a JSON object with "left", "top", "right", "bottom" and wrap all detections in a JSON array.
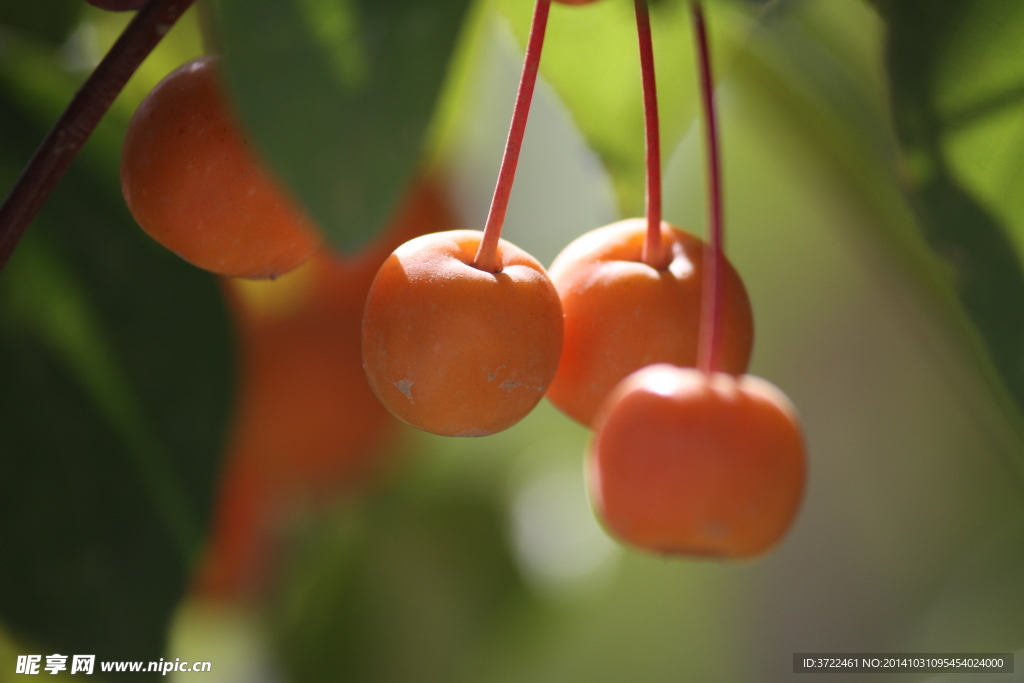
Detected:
[{"left": 0, "top": 0, "right": 196, "bottom": 272}]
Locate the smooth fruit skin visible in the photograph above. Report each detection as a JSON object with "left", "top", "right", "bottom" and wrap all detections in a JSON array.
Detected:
[
  {"left": 362, "top": 230, "right": 563, "bottom": 437},
  {"left": 589, "top": 364, "right": 806, "bottom": 558},
  {"left": 546, "top": 218, "right": 754, "bottom": 426},
  {"left": 121, "top": 56, "right": 320, "bottom": 279},
  {"left": 554, "top": 0, "right": 601, "bottom": 4}
]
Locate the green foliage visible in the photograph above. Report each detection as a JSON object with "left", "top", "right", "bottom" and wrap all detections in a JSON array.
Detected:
[
  {"left": 209, "top": 0, "right": 473, "bottom": 252},
  {"left": 0, "top": 21, "right": 231, "bottom": 668},
  {"left": 877, "top": 0, "right": 1024, "bottom": 420}
]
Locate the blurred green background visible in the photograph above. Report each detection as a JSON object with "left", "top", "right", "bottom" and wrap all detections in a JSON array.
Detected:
[{"left": 1, "top": 0, "right": 1023, "bottom": 681}]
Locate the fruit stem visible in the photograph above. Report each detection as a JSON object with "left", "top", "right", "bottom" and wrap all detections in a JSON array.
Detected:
[
  {"left": 0, "top": 0, "right": 195, "bottom": 273},
  {"left": 635, "top": 0, "right": 667, "bottom": 270},
  {"left": 473, "top": 0, "right": 552, "bottom": 274},
  {"left": 692, "top": 1, "right": 723, "bottom": 376}
]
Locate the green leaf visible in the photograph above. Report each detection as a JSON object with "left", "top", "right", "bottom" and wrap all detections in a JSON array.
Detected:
[
  {"left": 0, "top": 34, "right": 232, "bottom": 664},
  {"left": 210, "top": 0, "right": 473, "bottom": 253},
  {"left": 878, "top": 0, "right": 1024, "bottom": 417}
]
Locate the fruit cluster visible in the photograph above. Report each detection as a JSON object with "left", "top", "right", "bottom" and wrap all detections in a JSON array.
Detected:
[
  {"left": 117, "top": 0, "right": 805, "bottom": 566},
  {"left": 357, "top": 0, "right": 806, "bottom": 559}
]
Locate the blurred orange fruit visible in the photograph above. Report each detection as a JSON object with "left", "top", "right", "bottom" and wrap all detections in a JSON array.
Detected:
[{"left": 193, "top": 174, "right": 459, "bottom": 601}]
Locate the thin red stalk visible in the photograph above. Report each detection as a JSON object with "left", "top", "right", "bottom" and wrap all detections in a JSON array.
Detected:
[
  {"left": 692, "top": 1, "right": 723, "bottom": 375},
  {"left": 473, "top": 0, "right": 551, "bottom": 274},
  {"left": 0, "top": 0, "right": 195, "bottom": 273},
  {"left": 634, "top": 0, "right": 666, "bottom": 270}
]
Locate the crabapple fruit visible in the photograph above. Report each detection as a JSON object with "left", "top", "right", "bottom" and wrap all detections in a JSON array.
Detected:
[
  {"left": 546, "top": 218, "right": 753, "bottom": 426},
  {"left": 588, "top": 364, "right": 806, "bottom": 558},
  {"left": 121, "top": 55, "right": 320, "bottom": 279},
  {"left": 362, "top": 230, "right": 563, "bottom": 437}
]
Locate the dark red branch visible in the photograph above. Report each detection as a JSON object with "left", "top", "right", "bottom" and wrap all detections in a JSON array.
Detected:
[
  {"left": 692, "top": 1, "right": 724, "bottom": 375},
  {"left": 0, "top": 0, "right": 195, "bottom": 273},
  {"left": 634, "top": 0, "right": 667, "bottom": 270},
  {"left": 473, "top": 0, "right": 552, "bottom": 274}
]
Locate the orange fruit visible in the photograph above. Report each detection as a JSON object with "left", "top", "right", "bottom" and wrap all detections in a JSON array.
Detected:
[
  {"left": 362, "top": 230, "right": 563, "bottom": 437},
  {"left": 547, "top": 218, "right": 754, "bottom": 426},
  {"left": 121, "top": 56, "right": 320, "bottom": 279},
  {"left": 589, "top": 364, "right": 806, "bottom": 558}
]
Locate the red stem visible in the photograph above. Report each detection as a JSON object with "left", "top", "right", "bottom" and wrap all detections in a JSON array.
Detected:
[
  {"left": 634, "top": 0, "right": 667, "bottom": 270},
  {"left": 0, "top": 0, "right": 195, "bottom": 273},
  {"left": 692, "top": 1, "right": 723, "bottom": 375},
  {"left": 473, "top": 0, "right": 552, "bottom": 274}
]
